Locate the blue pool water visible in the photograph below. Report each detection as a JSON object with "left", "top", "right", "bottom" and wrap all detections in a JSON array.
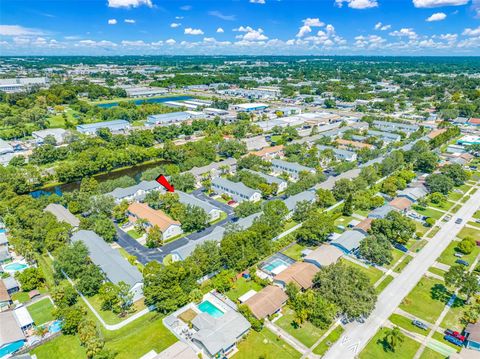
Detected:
[
  {"left": 0, "top": 229, "right": 5, "bottom": 233},
  {"left": 198, "top": 300, "right": 224, "bottom": 318},
  {"left": 0, "top": 340, "right": 25, "bottom": 357},
  {"left": 48, "top": 320, "right": 62, "bottom": 333},
  {"left": 263, "top": 259, "right": 288, "bottom": 272},
  {"left": 96, "top": 96, "right": 192, "bottom": 108},
  {"left": 4, "top": 263, "right": 28, "bottom": 271}
]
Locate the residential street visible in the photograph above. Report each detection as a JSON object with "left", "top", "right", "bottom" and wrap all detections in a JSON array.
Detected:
[{"left": 323, "top": 188, "right": 480, "bottom": 359}]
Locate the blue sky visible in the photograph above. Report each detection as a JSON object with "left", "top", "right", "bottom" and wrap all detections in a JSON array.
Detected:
[{"left": 1, "top": 0, "right": 480, "bottom": 55}]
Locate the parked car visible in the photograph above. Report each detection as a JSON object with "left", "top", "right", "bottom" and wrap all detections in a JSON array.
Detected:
[
  {"left": 456, "top": 259, "right": 469, "bottom": 266},
  {"left": 455, "top": 218, "right": 463, "bottom": 224},
  {"left": 394, "top": 243, "right": 408, "bottom": 253},
  {"left": 445, "top": 329, "right": 465, "bottom": 342},
  {"left": 444, "top": 335, "right": 464, "bottom": 347},
  {"left": 454, "top": 252, "right": 464, "bottom": 258},
  {"left": 412, "top": 320, "right": 428, "bottom": 330}
]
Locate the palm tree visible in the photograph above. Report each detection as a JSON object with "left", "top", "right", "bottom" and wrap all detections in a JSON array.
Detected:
[{"left": 384, "top": 326, "right": 405, "bottom": 352}]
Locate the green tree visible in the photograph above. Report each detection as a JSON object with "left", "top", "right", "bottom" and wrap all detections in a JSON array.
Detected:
[
  {"left": 76, "top": 264, "right": 104, "bottom": 297},
  {"left": 146, "top": 225, "right": 163, "bottom": 248},
  {"left": 370, "top": 211, "right": 416, "bottom": 245},
  {"left": 359, "top": 235, "right": 393, "bottom": 266},
  {"left": 343, "top": 194, "right": 353, "bottom": 216},
  {"left": 426, "top": 174, "right": 454, "bottom": 195},
  {"left": 296, "top": 212, "right": 334, "bottom": 246},
  {"left": 15, "top": 267, "right": 45, "bottom": 291},
  {"left": 384, "top": 326, "right": 405, "bottom": 352},
  {"left": 180, "top": 205, "right": 208, "bottom": 232},
  {"left": 316, "top": 188, "right": 336, "bottom": 208},
  {"left": 457, "top": 237, "right": 476, "bottom": 254},
  {"left": 440, "top": 164, "right": 468, "bottom": 186}
]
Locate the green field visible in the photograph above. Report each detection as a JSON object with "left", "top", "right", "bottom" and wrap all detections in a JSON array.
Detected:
[
  {"left": 385, "top": 249, "right": 405, "bottom": 269},
  {"left": 388, "top": 314, "right": 430, "bottom": 336},
  {"left": 428, "top": 267, "right": 446, "bottom": 278},
  {"left": 281, "top": 242, "right": 307, "bottom": 261},
  {"left": 225, "top": 277, "right": 263, "bottom": 302},
  {"left": 437, "top": 240, "right": 480, "bottom": 267},
  {"left": 275, "top": 307, "right": 327, "bottom": 348},
  {"left": 32, "top": 335, "right": 87, "bottom": 359},
  {"left": 28, "top": 298, "right": 55, "bottom": 325},
  {"left": 457, "top": 226, "right": 480, "bottom": 240},
  {"left": 440, "top": 297, "right": 467, "bottom": 332},
  {"left": 399, "top": 276, "right": 452, "bottom": 323},
  {"left": 87, "top": 295, "right": 146, "bottom": 325},
  {"left": 312, "top": 325, "right": 344, "bottom": 355},
  {"left": 420, "top": 347, "right": 448, "bottom": 359},
  {"left": 359, "top": 327, "right": 421, "bottom": 359},
  {"left": 341, "top": 259, "right": 384, "bottom": 285},
  {"left": 413, "top": 206, "right": 444, "bottom": 220},
  {"left": 234, "top": 328, "right": 301, "bottom": 359}
]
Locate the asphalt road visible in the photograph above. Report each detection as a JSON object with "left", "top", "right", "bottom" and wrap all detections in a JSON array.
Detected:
[{"left": 323, "top": 188, "right": 480, "bottom": 359}]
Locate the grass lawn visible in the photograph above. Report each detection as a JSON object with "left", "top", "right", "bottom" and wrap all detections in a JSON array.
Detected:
[
  {"left": 450, "top": 205, "right": 461, "bottom": 213},
  {"left": 415, "top": 221, "right": 430, "bottom": 237},
  {"left": 399, "top": 276, "right": 452, "bottom": 323},
  {"left": 36, "top": 253, "right": 55, "bottom": 288},
  {"left": 275, "top": 307, "right": 327, "bottom": 348},
  {"left": 28, "top": 298, "right": 55, "bottom": 325},
  {"left": 428, "top": 267, "right": 446, "bottom": 278},
  {"left": 447, "top": 191, "right": 463, "bottom": 202},
  {"left": 458, "top": 184, "right": 472, "bottom": 193},
  {"left": 281, "top": 243, "right": 307, "bottom": 261},
  {"left": 283, "top": 220, "right": 299, "bottom": 232},
  {"left": 87, "top": 295, "right": 146, "bottom": 325},
  {"left": 426, "top": 226, "right": 441, "bottom": 238},
  {"left": 31, "top": 334, "right": 87, "bottom": 359},
  {"left": 437, "top": 240, "right": 480, "bottom": 267},
  {"left": 457, "top": 226, "right": 480, "bottom": 240},
  {"left": 312, "top": 325, "right": 344, "bottom": 355},
  {"left": 163, "top": 254, "right": 174, "bottom": 266},
  {"left": 431, "top": 331, "right": 460, "bottom": 352},
  {"left": 376, "top": 275, "right": 394, "bottom": 294},
  {"left": 467, "top": 221, "right": 480, "bottom": 228},
  {"left": 359, "top": 327, "right": 421, "bottom": 359},
  {"left": 419, "top": 347, "right": 448, "bottom": 359},
  {"left": 127, "top": 229, "right": 143, "bottom": 239},
  {"left": 440, "top": 297, "right": 467, "bottom": 332},
  {"left": 117, "top": 247, "right": 144, "bottom": 271},
  {"left": 389, "top": 314, "right": 430, "bottom": 335},
  {"left": 385, "top": 249, "right": 405, "bottom": 269},
  {"left": 341, "top": 259, "right": 384, "bottom": 285},
  {"left": 394, "top": 255, "right": 413, "bottom": 273},
  {"left": 473, "top": 210, "right": 480, "bottom": 220},
  {"left": 225, "top": 277, "right": 263, "bottom": 302},
  {"left": 428, "top": 200, "right": 454, "bottom": 212},
  {"left": 334, "top": 215, "right": 355, "bottom": 228},
  {"left": 234, "top": 327, "right": 301, "bottom": 359},
  {"left": 413, "top": 206, "right": 444, "bottom": 220},
  {"left": 11, "top": 291, "right": 31, "bottom": 303},
  {"left": 102, "top": 312, "right": 178, "bottom": 359}
]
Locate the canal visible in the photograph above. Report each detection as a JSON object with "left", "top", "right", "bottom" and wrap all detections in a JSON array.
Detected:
[{"left": 95, "top": 95, "right": 193, "bottom": 108}]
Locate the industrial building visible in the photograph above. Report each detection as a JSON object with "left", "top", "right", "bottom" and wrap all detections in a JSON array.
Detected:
[{"left": 76, "top": 120, "right": 131, "bottom": 135}]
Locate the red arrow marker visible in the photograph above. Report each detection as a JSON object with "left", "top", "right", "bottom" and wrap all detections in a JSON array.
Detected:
[{"left": 155, "top": 175, "right": 175, "bottom": 192}]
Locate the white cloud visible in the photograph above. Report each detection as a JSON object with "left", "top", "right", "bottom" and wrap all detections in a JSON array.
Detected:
[
  {"left": 335, "top": 0, "right": 378, "bottom": 9},
  {"left": 296, "top": 18, "right": 325, "bottom": 37},
  {"left": 374, "top": 22, "right": 391, "bottom": 31},
  {"left": 355, "top": 34, "right": 386, "bottom": 48},
  {"left": 180, "top": 5, "right": 192, "bottom": 10},
  {"left": 426, "top": 12, "right": 447, "bottom": 21},
  {"left": 124, "top": 19, "right": 136, "bottom": 24},
  {"left": 463, "top": 26, "right": 480, "bottom": 36},
  {"left": 107, "top": 0, "right": 152, "bottom": 9},
  {"left": 234, "top": 26, "right": 269, "bottom": 41},
  {"left": 175, "top": 16, "right": 184, "bottom": 20},
  {"left": 121, "top": 40, "right": 148, "bottom": 46},
  {"left": 0, "top": 25, "right": 44, "bottom": 36},
  {"left": 108, "top": 19, "right": 117, "bottom": 25},
  {"left": 184, "top": 28, "right": 204, "bottom": 35},
  {"left": 170, "top": 23, "right": 181, "bottom": 28},
  {"left": 216, "top": 27, "right": 224, "bottom": 33},
  {"left": 250, "top": 0, "right": 266, "bottom": 4},
  {"left": 208, "top": 11, "right": 236, "bottom": 21},
  {"left": 165, "top": 38, "right": 176, "bottom": 45},
  {"left": 413, "top": 0, "right": 468, "bottom": 7},
  {"left": 389, "top": 28, "right": 418, "bottom": 39},
  {"left": 77, "top": 40, "right": 117, "bottom": 47}
]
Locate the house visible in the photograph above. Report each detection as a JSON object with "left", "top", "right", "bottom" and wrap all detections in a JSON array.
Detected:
[
  {"left": 242, "top": 135, "right": 269, "bottom": 151},
  {"left": 76, "top": 120, "right": 130, "bottom": 135},
  {"left": 273, "top": 262, "right": 319, "bottom": 290},
  {"left": 367, "top": 130, "right": 402, "bottom": 143},
  {"left": 71, "top": 230, "right": 144, "bottom": 301},
  {"left": 0, "top": 247, "right": 11, "bottom": 263},
  {"left": 0, "top": 232, "right": 8, "bottom": 247},
  {"left": 446, "top": 144, "right": 466, "bottom": 154},
  {"left": 398, "top": 184, "right": 428, "bottom": 203},
  {"left": 153, "top": 341, "right": 198, "bottom": 359},
  {"left": 389, "top": 197, "right": 413, "bottom": 212},
  {"left": 452, "top": 117, "right": 469, "bottom": 125},
  {"left": 372, "top": 120, "right": 419, "bottom": 134},
  {"left": 250, "top": 145, "right": 284, "bottom": 160},
  {"left": 0, "top": 280, "right": 12, "bottom": 308},
  {"left": 457, "top": 135, "right": 480, "bottom": 146},
  {"left": 330, "top": 230, "right": 366, "bottom": 254},
  {"left": 284, "top": 190, "right": 317, "bottom": 214},
  {"left": 44, "top": 203, "right": 80, "bottom": 228},
  {"left": 271, "top": 159, "right": 315, "bottom": 180},
  {"left": 13, "top": 306, "right": 34, "bottom": 331},
  {"left": 317, "top": 145, "right": 358, "bottom": 162},
  {"left": 211, "top": 177, "right": 261, "bottom": 203},
  {"left": 146, "top": 111, "right": 195, "bottom": 126},
  {"left": 355, "top": 218, "right": 373, "bottom": 235},
  {"left": 233, "top": 102, "right": 269, "bottom": 112},
  {"left": 277, "top": 107, "right": 301, "bottom": 116},
  {"left": 0, "top": 311, "right": 25, "bottom": 356},
  {"left": 188, "top": 158, "right": 237, "bottom": 182},
  {"left": 465, "top": 322, "right": 480, "bottom": 351},
  {"left": 468, "top": 117, "right": 480, "bottom": 126},
  {"left": 304, "top": 245, "right": 344, "bottom": 268},
  {"left": 32, "top": 128, "right": 68, "bottom": 145},
  {"left": 336, "top": 138, "right": 374, "bottom": 150},
  {"left": 1, "top": 277, "right": 19, "bottom": 295},
  {"left": 368, "top": 204, "right": 394, "bottom": 219},
  {"left": 176, "top": 191, "right": 223, "bottom": 222},
  {"left": 127, "top": 202, "right": 183, "bottom": 241},
  {"left": 244, "top": 285, "right": 288, "bottom": 320},
  {"left": 0, "top": 139, "right": 13, "bottom": 155},
  {"left": 191, "top": 310, "right": 251, "bottom": 358},
  {"left": 244, "top": 169, "right": 288, "bottom": 193},
  {"left": 108, "top": 180, "right": 161, "bottom": 203}
]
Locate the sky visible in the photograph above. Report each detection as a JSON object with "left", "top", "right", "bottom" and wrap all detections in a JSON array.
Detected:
[{"left": 1, "top": 0, "right": 480, "bottom": 56}]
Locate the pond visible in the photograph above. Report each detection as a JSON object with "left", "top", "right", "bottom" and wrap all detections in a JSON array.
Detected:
[
  {"left": 30, "top": 159, "right": 168, "bottom": 197},
  {"left": 96, "top": 95, "right": 193, "bottom": 108}
]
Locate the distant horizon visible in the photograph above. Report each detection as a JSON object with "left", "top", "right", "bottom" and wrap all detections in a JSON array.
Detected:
[{"left": 1, "top": 0, "right": 480, "bottom": 56}]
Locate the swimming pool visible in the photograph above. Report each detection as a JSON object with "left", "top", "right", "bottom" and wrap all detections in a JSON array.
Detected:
[
  {"left": 48, "top": 320, "right": 62, "bottom": 333},
  {"left": 0, "top": 339, "right": 25, "bottom": 358},
  {"left": 263, "top": 258, "right": 289, "bottom": 272},
  {"left": 198, "top": 300, "right": 224, "bottom": 318},
  {"left": 0, "top": 229, "right": 5, "bottom": 233},
  {"left": 3, "top": 263, "right": 28, "bottom": 272}
]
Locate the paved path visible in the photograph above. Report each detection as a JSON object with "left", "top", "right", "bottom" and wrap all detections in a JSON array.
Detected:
[
  {"left": 301, "top": 321, "right": 342, "bottom": 359},
  {"left": 265, "top": 320, "right": 313, "bottom": 357},
  {"left": 323, "top": 188, "right": 480, "bottom": 359}
]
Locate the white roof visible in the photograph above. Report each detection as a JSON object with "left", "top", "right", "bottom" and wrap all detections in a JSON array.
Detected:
[
  {"left": 235, "top": 102, "right": 269, "bottom": 109},
  {"left": 238, "top": 289, "right": 258, "bottom": 303},
  {"left": 14, "top": 306, "right": 34, "bottom": 328}
]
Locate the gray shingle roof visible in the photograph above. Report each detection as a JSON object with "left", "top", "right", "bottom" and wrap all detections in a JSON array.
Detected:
[
  {"left": 367, "top": 130, "right": 401, "bottom": 141},
  {"left": 243, "top": 169, "right": 286, "bottom": 185},
  {"left": 368, "top": 204, "right": 394, "bottom": 219},
  {"left": 177, "top": 191, "right": 220, "bottom": 214},
  {"left": 173, "top": 226, "right": 225, "bottom": 260},
  {"left": 44, "top": 203, "right": 80, "bottom": 227},
  {"left": 192, "top": 310, "right": 250, "bottom": 356},
  {"left": 108, "top": 180, "right": 160, "bottom": 200},
  {"left": 2, "top": 277, "right": 19, "bottom": 291},
  {"left": 271, "top": 159, "right": 315, "bottom": 174},
  {"left": 71, "top": 230, "right": 142, "bottom": 289},
  {"left": 212, "top": 177, "right": 260, "bottom": 198},
  {"left": 330, "top": 230, "right": 366, "bottom": 252},
  {"left": 0, "top": 311, "right": 25, "bottom": 347},
  {"left": 284, "top": 190, "right": 316, "bottom": 212},
  {"left": 188, "top": 158, "right": 237, "bottom": 177},
  {"left": 0, "top": 232, "right": 7, "bottom": 246}
]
